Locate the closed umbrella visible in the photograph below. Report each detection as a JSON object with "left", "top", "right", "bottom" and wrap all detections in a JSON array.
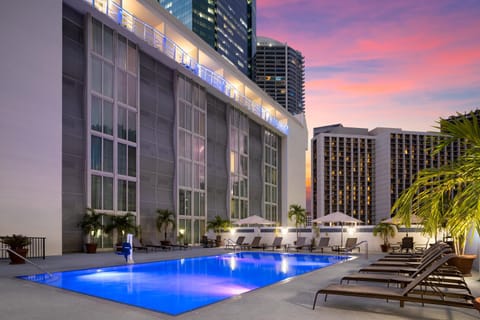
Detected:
[{"left": 312, "top": 211, "right": 362, "bottom": 247}]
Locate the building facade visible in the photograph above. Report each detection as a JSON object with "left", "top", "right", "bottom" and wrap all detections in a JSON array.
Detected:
[
  {"left": 254, "top": 36, "right": 305, "bottom": 115},
  {"left": 158, "top": 0, "right": 256, "bottom": 78},
  {"left": 311, "top": 125, "right": 462, "bottom": 225},
  {"left": 0, "top": 0, "right": 307, "bottom": 255}
]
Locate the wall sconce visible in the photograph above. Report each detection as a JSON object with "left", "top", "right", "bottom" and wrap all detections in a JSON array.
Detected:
[{"left": 230, "top": 228, "right": 236, "bottom": 235}]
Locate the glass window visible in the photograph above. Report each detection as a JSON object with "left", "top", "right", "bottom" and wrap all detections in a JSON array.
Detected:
[
  {"left": 179, "top": 102, "right": 186, "bottom": 129},
  {"left": 91, "top": 175, "right": 102, "bottom": 209},
  {"left": 117, "top": 35, "right": 127, "bottom": 69},
  {"left": 103, "top": 101, "right": 113, "bottom": 135},
  {"left": 118, "top": 143, "right": 126, "bottom": 175},
  {"left": 92, "top": 19, "right": 102, "bottom": 55},
  {"left": 91, "top": 96, "right": 102, "bottom": 132},
  {"left": 103, "top": 63, "right": 113, "bottom": 98},
  {"left": 127, "top": 42, "right": 137, "bottom": 74},
  {"left": 103, "top": 26, "right": 113, "bottom": 61},
  {"left": 118, "top": 180, "right": 126, "bottom": 211},
  {"left": 91, "top": 136, "right": 102, "bottom": 170},
  {"left": 128, "top": 110, "right": 136, "bottom": 142},
  {"left": 117, "top": 70, "right": 127, "bottom": 103},
  {"left": 185, "top": 104, "right": 192, "bottom": 131},
  {"left": 118, "top": 107, "right": 127, "bottom": 139},
  {"left": 103, "top": 177, "right": 113, "bottom": 210},
  {"left": 103, "top": 139, "right": 113, "bottom": 172},
  {"left": 198, "top": 112, "right": 205, "bottom": 136},
  {"left": 128, "top": 181, "right": 136, "bottom": 211},
  {"left": 128, "top": 146, "right": 136, "bottom": 177},
  {"left": 92, "top": 57, "right": 102, "bottom": 93},
  {"left": 127, "top": 74, "right": 137, "bottom": 107}
]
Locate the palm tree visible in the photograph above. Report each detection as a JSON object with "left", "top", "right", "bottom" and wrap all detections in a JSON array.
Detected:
[
  {"left": 288, "top": 204, "right": 306, "bottom": 240},
  {"left": 156, "top": 209, "right": 176, "bottom": 241},
  {"left": 78, "top": 208, "right": 104, "bottom": 244},
  {"left": 392, "top": 112, "right": 480, "bottom": 255},
  {"left": 105, "top": 212, "right": 137, "bottom": 244},
  {"left": 206, "top": 215, "right": 231, "bottom": 235}
]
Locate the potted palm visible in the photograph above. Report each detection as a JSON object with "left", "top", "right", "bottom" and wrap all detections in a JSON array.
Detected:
[
  {"left": 1, "top": 234, "right": 31, "bottom": 264},
  {"left": 207, "top": 215, "right": 231, "bottom": 247},
  {"left": 78, "top": 208, "right": 104, "bottom": 253},
  {"left": 372, "top": 222, "right": 397, "bottom": 252},
  {"left": 106, "top": 212, "right": 137, "bottom": 250},
  {"left": 392, "top": 113, "right": 480, "bottom": 275}
]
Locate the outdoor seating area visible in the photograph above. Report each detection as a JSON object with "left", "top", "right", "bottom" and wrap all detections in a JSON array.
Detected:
[{"left": 313, "top": 242, "right": 477, "bottom": 311}]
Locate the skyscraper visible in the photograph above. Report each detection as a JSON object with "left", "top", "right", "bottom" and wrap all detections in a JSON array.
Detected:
[
  {"left": 158, "top": 0, "right": 256, "bottom": 77},
  {"left": 254, "top": 36, "right": 305, "bottom": 115}
]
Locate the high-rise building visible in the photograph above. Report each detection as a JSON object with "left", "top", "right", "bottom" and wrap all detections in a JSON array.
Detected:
[
  {"left": 0, "top": 0, "right": 307, "bottom": 255},
  {"left": 311, "top": 125, "right": 462, "bottom": 224},
  {"left": 158, "top": 0, "right": 256, "bottom": 77},
  {"left": 254, "top": 36, "right": 305, "bottom": 115}
]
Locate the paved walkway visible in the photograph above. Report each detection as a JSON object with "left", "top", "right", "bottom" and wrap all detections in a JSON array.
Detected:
[{"left": 1, "top": 248, "right": 479, "bottom": 320}]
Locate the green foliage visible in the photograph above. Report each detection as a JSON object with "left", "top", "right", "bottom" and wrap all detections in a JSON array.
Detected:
[
  {"left": 105, "top": 212, "right": 137, "bottom": 243},
  {"left": 372, "top": 222, "right": 397, "bottom": 245},
  {"left": 288, "top": 204, "right": 307, "bottom": 239},
  {"left": 392, "top": 112, "right": 480, "bottom": 255},
  {"left": 1, "top": 234, "right": 30, "bottom": 250},
  {"left": 207, "top": 216, "right": 231, "bottom": 235},
  {"left": 78, "top": 208, "right": 104, "bottom": 243},
  {"left": 156, "top": 209, "right": 176, "bottom": 240}
]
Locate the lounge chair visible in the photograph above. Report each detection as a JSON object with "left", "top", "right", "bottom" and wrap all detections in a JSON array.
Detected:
[
  {"left": 263, "top": 237, "right": 283, "bottom": 251},
  {"left": 241, "top": 236, "right": 262, "bottom": 250},
  {"left": 313, "top": 254, "right": 475, "bottom": 310},
  {"left": 369, "top": 243, "right": 452, "bottom": 267},
  {"left": 201, "top": 235, "right": 215, "bottom": 248},
  {"left": 225, "top": 236, "right": 246, "bottom": 250},
  {"left": 144, "top": 238, "right": 172, "bottom": 251},
  {"left": 132, "top": 238, "right": 148, "bottom": 253},
  {"left": 285, "top": 237, "right": 307, "bottom": 252},
  {"left": 331, "top": 238, "right": 359, "bottom": 253},
  {"left": 311, "top": 237, "right": 330, "bottom": 253}
]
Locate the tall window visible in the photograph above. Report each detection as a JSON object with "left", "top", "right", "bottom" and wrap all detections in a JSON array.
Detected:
[
  {"left": 230, "top": 109, "right": 249, "bottom": 219},
  {"left": 177, "top": 75, "right": 207, "bottom": 244},
  {"left": 264, "top": 130, "right": 278, "bottom": 222},
  {"left": 88, "top": 18, "right": 139, "bottom": 245}
]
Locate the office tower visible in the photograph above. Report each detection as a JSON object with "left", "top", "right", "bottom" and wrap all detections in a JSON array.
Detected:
[
  {"left": 158, "top": 0, "right": 256, "bottom": 77},
  {"left": 1, "top": 0, "right": 307, "bottom": 255},
  {"left": 254, "top": 36, "right": 305, "bottom": 115}
]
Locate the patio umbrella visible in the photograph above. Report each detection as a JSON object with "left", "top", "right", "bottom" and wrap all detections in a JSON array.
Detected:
[
  {"left": 384, "top": 214, "right": 423, "bottom": 236},
  {"left": 233, "top": 215, "right": 275, "bottom": 226},
  {"left": 312, "top": 211, "right": 362, "bottom": 247}
]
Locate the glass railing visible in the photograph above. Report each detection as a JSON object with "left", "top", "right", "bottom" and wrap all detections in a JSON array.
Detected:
[{"left": 84, "top": 0, "right": 288, "bottom": 134}]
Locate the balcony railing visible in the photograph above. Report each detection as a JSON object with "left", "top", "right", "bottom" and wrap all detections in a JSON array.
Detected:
[{"left": 85, "top": 0, "right": 288, "bottom": 135}]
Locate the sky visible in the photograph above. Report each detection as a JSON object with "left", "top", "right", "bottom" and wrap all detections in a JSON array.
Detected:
[{"left": 256, "top": 0, "right": 480, "bottom": 210}]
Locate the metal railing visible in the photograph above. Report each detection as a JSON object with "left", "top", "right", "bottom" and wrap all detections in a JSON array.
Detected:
[
  {"left": 84, "top": 0, "right": 288, "bottom": 135},
  {"left": 0, "top": 236, "right": 46, "bottom": 260}
]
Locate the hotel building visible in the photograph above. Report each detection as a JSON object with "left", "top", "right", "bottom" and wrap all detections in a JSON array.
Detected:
[
  {"left": 0, "top": 0, "right": 307, "bottom": 255},
  {"left": 311, "top": 125, "right": 460, "bottom": 224},
  {"left": 254, "top": 36, "right": 305, "bottom": 115}
]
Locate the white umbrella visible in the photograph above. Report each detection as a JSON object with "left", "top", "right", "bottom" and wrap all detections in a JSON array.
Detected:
[
  {"left": 233, "top": 215, "right": 275, "bottom": 226},
  {"left": 384, "top": 214, "right": 423, "bottom": 236},
  {"left": 312, "top": 211, "right": 362, "bottom": 247}
]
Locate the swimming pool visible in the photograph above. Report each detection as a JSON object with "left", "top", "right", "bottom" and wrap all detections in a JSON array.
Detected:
[{"left": 19, "top": 252, "right": 351, "bottom": 315}]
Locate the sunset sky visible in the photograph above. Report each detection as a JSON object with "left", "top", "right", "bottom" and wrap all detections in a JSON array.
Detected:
[{"left": 256, "top": 0, "right": 480, "bottom": 210}]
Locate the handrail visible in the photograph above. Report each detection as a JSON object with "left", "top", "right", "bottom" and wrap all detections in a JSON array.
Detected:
[
  {"left": 354, "top": 240, "right": 368, "bottom": 259},
  {"left": 2, "top": 248, "right": 53, "bottom": 278}
]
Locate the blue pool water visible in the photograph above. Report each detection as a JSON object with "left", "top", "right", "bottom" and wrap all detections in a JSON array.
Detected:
[{"left": 19, "top": 252, "right": 351, "bottom": 315}]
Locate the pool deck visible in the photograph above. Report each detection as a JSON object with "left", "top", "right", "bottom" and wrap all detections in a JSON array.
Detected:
[{"left": 1, "top": 247, "right": 479, "bottom": 320}]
